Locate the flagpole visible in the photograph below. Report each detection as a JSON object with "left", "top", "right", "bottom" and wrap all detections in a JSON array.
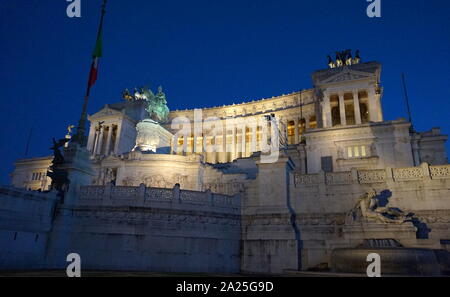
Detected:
[
  {"left": 73, "top": 0, "right": 107, "bottom": 146},
  {"left": 24, "top": 127, "right": 33, "bottom": 157},
  {"left": 401, "top": 73, "right": 414, "bottom": 132}
]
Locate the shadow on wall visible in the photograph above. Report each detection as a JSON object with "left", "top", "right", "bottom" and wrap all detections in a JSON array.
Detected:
[
  {"left": 376, "top": 189, "right": 431, "bottom": 239},
  {"left": 286, "top": 165, "right": 302, "bottom": 270}
]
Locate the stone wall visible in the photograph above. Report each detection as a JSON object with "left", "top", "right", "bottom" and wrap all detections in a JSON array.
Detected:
[
  {"left": 240, "top": 155, "right": 300, "bottom": 274},
  {"left": 3, "top": 161, "right": 450, "bottom": 274},
  {"left": 0, "top": 187, "right": 59, "bottom": 269},
  {"left": 0, "top": 184, "right": 241, "bottom": 273},
  {"left": 291, "top": 163, "right": 450, "bottom": 269}
]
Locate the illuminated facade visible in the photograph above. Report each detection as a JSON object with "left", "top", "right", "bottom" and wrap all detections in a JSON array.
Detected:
[
  {"left": 6, "top": 58, "right": 450, "bottom": 274},
  {"left": 11, "top": 60, "right": 447, "bottom": 191}
]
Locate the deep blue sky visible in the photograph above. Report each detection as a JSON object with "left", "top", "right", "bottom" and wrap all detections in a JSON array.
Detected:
[{"left": 1, "top": 0, "right": 449, "bottom": 184}]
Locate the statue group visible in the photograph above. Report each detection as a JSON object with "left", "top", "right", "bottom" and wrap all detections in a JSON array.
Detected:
[
  {"left": 46, "top": 137, "right": 70, "bottom": 197},
  {"left": 347, "top": 189, "right": 414, "bottom": 224},
  {"left": 327, "top": 49, "right": 361, "bottom": 68},
  {"left": 122, "top": 85, "right": 170, "bottom": 123}
]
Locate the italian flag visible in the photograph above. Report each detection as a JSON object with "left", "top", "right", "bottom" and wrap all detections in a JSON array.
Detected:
[{"left": 88, "top": 25, "right": 103, "bottom": 88}]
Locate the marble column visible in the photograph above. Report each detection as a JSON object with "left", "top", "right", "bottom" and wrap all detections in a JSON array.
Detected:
[
  {"left": 294, "top": 118, "right": 299, "bottom": 144},
  {"left": 182, "top": 134, "right": 188, "bottom": 156},
  {"left": 96, "top": 126, "right": 104, "bottom": 155},
  {"left": 315, "top": 95, "right": 323, "bottom": 128},
  {"left": 339, "top": 92, "right": 346, "bottom": 126},
  {"left": 173, "top": 135, "right": 180, "bottom": 155},
  {"left": 91, "top": 129, "right": 99, "bottom": 155},
  {"left": 285, "top": 120, "right": 289, "bottom": 144},
  {"left": 234, "top": 126, "right": 238, "bottom": 159},
  {"left": 193, "top": 134, "right": 198, "bottom": 153},
  {"left": 353, "top": 90, "right": 362, "bottom": 125},
  {"left": 368, "top": 88, "right": 378, "bottom": 122},
  {"left": 87, "top": 126, "right": 96, "bottom": 152},
  {"left": 250, "top": 124, "right": 257, "bottom": 153},
  {"left": 202, "top": 134, "right": 207, "bottom": 160},
  {"left": 113, "top": 123, "right": 122, "bottom": 154},
  {"left": 222, "top": 125, "right": 227, "bottom": 162},
  {"left": 211, "top": 135, "right": 217, "bottom": 163},
  {"left": 283, "top": 119, "right": 289, "bottom": 146},
  {"left": 105, "top": 126, "right": 113, "bottom": 155},
  {"left": 376, "top": 92, "right": 383, "bottom": 122},
  {"left": 241, "top": 124, "right": 246, "bottom": 158},
  {"left": 322, "top": 92, "right": 332, "bottom": 128}
]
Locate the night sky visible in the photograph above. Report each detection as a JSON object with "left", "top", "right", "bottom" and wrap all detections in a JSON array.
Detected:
[{"left": 0, "top": 0, "right": 449, "bottom": 184}]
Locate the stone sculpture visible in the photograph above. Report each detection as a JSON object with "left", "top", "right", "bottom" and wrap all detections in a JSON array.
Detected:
[
  {"left": 328, "top": 49, "right": 361, "bottom": 68},
  {"left": 47, "top": 137, "right": 70, "bottom": 196},
  {"left": 145, "top": 86, "right": 169, "bottom": 123},
  {"left": 122, "top": 85, "right": 170, "bottom": 123},
  {"left": 348, "top": 189, "right": 413, "bottom": 224},
  {"left": 327, "top": 55, "right": 336, "bottom": 68}
]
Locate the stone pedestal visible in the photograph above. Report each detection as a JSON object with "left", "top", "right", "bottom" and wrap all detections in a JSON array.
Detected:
[
  {"left": 340, "top": 222, "right": 418, "bottom": 247},
  {"left": 241, "top": 153, "right": 301, "bottom": 274},
  {"left": 331, "top": 247, "right": 442, "bottom": 275},
  {"left": 60, "top": 143, "right": 96, "bottom": 205},
  {"left": 133, "top": 119, "right": 173, "bottom": 153},
  {"left": 43, "top": 142, "right": 96, "bottom": 268},
  {"left": 329, "top": 222, "right": 446, "bottom": 275}
]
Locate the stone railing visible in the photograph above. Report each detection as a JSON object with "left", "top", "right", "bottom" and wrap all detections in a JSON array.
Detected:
[
  {"left": 78, "top": 183, "right": 240, "bottom": 208},
  {"left": 325, "top": 171, "right": 352, "bottom": 185},
  {"left": 294, "top": 163, "right": 450, "bottom": 186},
  {"left": 429, "top": 164, "right": 450, "bottom": 179},
  {"left": 295, "top": 174, "right": 321, "bottom": 185},
  {"left": 392, "top": 167, "right": 423, "bottom": 181},
  {"left": 358, "top": 169, "right": 386, "bottom": 184}
]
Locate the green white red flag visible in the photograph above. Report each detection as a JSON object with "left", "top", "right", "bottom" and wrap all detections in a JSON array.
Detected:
[{"left": 88, "top": 24, "right": 103, "bottom": 88}]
